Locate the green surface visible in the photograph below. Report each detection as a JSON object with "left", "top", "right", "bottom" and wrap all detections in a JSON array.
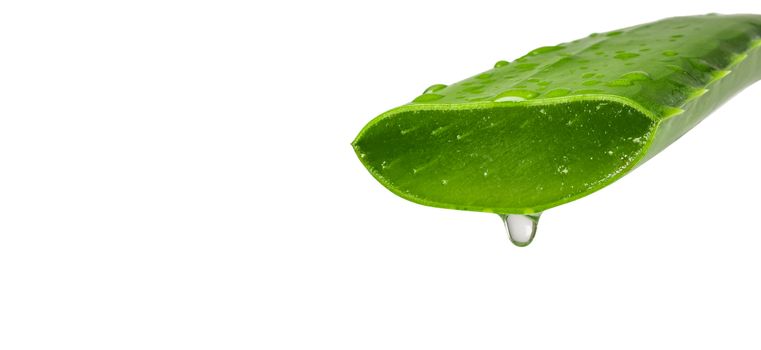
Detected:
[{"left": 352, "top": 14, "right": 761, "bottom": 214}]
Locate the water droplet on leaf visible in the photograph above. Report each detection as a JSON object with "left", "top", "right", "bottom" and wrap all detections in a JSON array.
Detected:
[
  {"left": 614, "top": 52, "right": 640, "bottom": 60},
  {"left": 494, "top": 60, "right": 510, "bottom": 68},
  {"left": 412, "top": 93, "right": 444, "bottom": 103},
  {"left": 494, "top": 89, "right": 538, "bottom": 102},
  {"left": 422, "top": 84, "right": 447, "bottom": 94},
  {"left": 620, "top": 71, "right": 651, "bottom": 81}
]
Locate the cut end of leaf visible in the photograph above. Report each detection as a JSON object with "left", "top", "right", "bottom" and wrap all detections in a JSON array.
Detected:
[{"left": 353, "top": 98, "right": 656, "bottom": 213}]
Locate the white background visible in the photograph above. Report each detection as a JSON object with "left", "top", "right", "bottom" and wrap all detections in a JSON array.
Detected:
[{"left": 1, "top": 1, "right": 760, "bottom": 349}]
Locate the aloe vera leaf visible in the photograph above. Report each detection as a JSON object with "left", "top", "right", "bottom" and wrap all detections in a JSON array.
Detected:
[{"left": 352, "top": 14, "right": 761, "bottom": 214}]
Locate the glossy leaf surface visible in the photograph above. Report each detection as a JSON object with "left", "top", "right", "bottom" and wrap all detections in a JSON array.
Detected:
[{"left": 353, "top": 14, "right": 761, "bottom": 213}]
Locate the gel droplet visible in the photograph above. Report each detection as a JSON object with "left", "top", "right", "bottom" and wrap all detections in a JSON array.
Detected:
[
  {"left": 422, "top": 84, "right": 447, "bottom": 94},
  {"left": 494, "top": 60, "right": 510, "bottom": 68},
  {"left": 499, "top": 213, "right": 542, "bottom": 247}
]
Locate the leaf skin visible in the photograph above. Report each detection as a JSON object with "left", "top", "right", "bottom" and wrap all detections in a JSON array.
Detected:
[{"left": 353, "top": 14, "right": 761, "bottom": 214}]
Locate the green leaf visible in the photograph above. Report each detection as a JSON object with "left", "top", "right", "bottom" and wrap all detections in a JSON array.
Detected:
[{"left": 352, "top": 14, "right": 761, "bottom": 214}]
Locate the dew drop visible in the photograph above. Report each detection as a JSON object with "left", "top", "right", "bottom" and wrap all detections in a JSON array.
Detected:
[
  {"left": 499, "top": 213, "right": 542, "bottom": 247},
  {"left": 662, "top": 50, "right": 679, "bottom": 57},
  {"left": 494, "top": 60, "right": 510, "bottom": 68},
  {"left": 422, "top": 84, "right": 447, "bottom": 94}
]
